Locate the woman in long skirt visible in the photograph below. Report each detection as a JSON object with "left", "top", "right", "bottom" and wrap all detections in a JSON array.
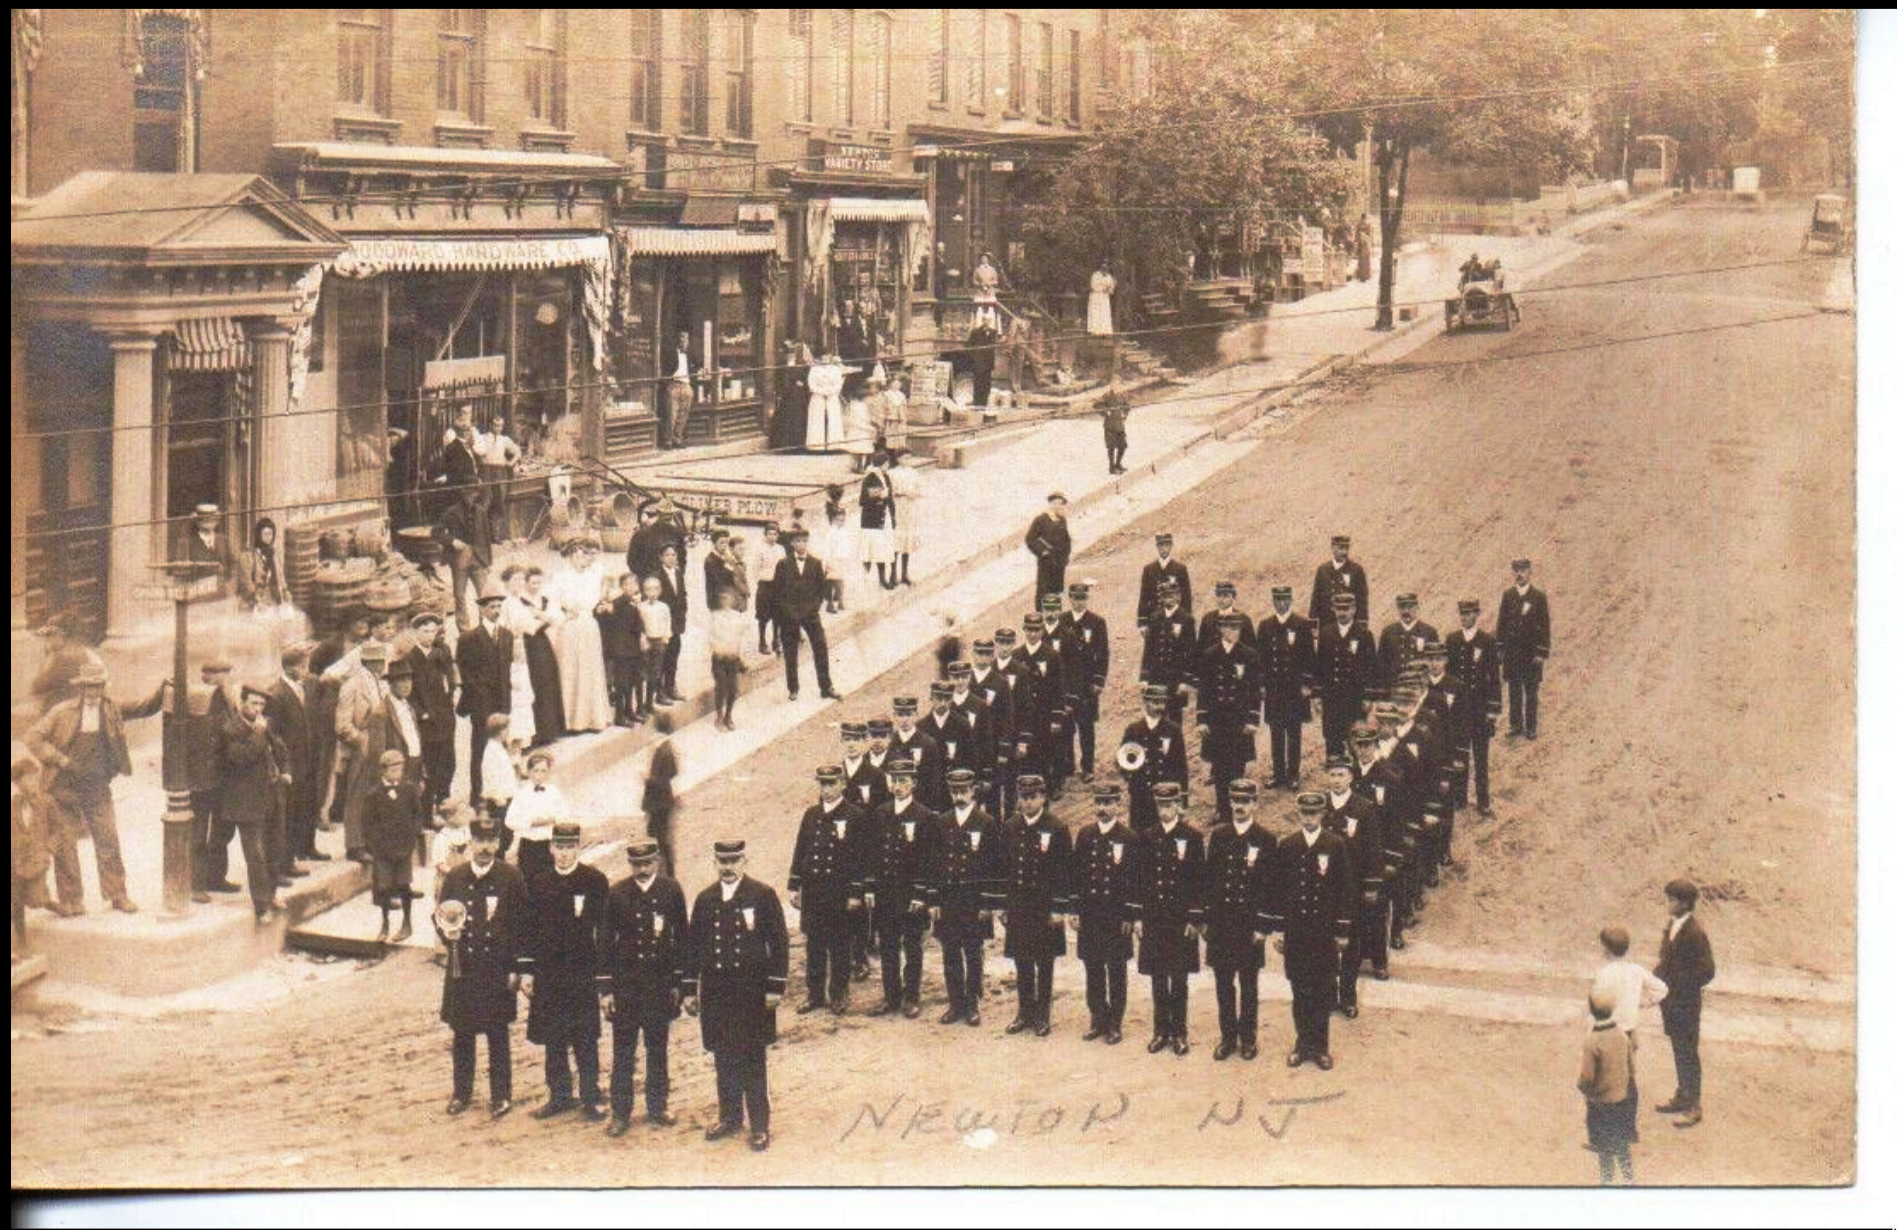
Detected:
[
  {"left": 805, "top": 355, "right": 846, "bottom": 452},
  {"left": 498, "top": 566, "right": 539, "bottom": 746},
  {"left": 508, "top": 566, "right": 566, "bottom": 746},
  {"left": 887, "top": 448, "right": 921, "bottom": 587},
  {"left": 772, "top": 341, "right": 813, "bottom": 452},
  {"left": 876, "top": 375, "right": 909, "bottom": 455},
  {"left": 1087, "top": 265, "right": 1117, "bottom": 336},
  {"left": 549, "top": 539, "right": 614, "bottom": 733},
  {"left": 858, "top": 462, "right": 896, "bottom": 591}
]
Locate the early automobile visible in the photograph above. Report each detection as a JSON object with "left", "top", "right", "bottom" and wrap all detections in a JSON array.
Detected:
[
  {"left": 1802, "top": 193, "right": 1851, "bottom": 254},
  {"left": 1445, "top": 258, "right": 1520, "bottom": 333}
]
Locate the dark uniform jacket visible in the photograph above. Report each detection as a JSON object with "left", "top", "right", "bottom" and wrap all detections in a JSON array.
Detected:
[
  {"left": 788, "top": 799, "right": 869, "bottom": 930},
  {"left": 1064, "top": 610, "right": 1112, "bottom": 706},
  {"left": 1308, "top": 558, "right": 1370, "bottom": 623},
  {"left": 1133, "top": 821, "right": 1206, "bottom": 975},
  {"left": 918, "top": 709, "right": 976, "bottom": 782},
  {"left": 1324, "top": 792, "right": 1388, "bottom": 911},
  {"left": 1377, "top": 619, "right": 1440, "bottom": 691},
  {"left": 1019, "top": 639, "right": 1070, "bottom": 730},
  {"left": 217, "top": 716, "right": 289, "bottom": 831},
  {"left": 265, "top": 679, "right": 316, "bottom": 793},
  {"left": 1140, "top": 604, "right": 1198, "bottom": 692},
  {"left": 1275, "top": 828, "right": 1356, "bottom": 983},
  {"left": 1655, "top": 915, "right": 1716, "bottom": 1035},
  {"left": 1197, "top": 608, "right": 1258, "bottom": 655},
  {"left": 1195, "top": 640, "right": 1262, "bottom": 762},
  {"left": 1002, "top": 812, "right": 1073, "bottom": 961},
  {"left": 1138, "top": 558, "right": 1194, "bottom": 628},
  {"left": 843, "top": 756, "right": 889, "bottom": 813},
  {"left": 1444, "top": 628, "right": 1504, "bottom": 733},
  {"left": 1257, "top": 612, "right": 1317, "bottom": 724},
  {"left": 1495, "top": 584, "right": 1553, "bottom": 681},
  {"left": 1024, "top": 512, "right": 1072, "bottom": 571},
  {"left": 1073, "top": 820, "right": 1138, "bottom": 963},
  {"left": 948, "top": 690, "right": 997, "bottom": 783},
  {"left": 932, "top": 805, "right": 1006, "bottom": 943},
  {"left": 1041, "top": 626, "right": 1088, "bottom": 723},
  {"left": 889, "top": 727, "right": 946, "bottom": 812},
  {"left": 520, "top": 862, "right": 612, "bottom": 1044},
  {"left": 1422, "top": 671, "right": 1474, "bottom": 745},
  {"left": 866, "top": 799, "right": 940, "bottom": 924},
  {"left": 455, "top": 620, "right": 514, "bottom": 723},
  {"left": 1317, "top": 618, "right": 1379, "bottom": 707},
  {"left": 772, "top": 554, "right": 829, "bottom": 622},
  {"left": 438, "top": 858, "right": 527, "bottom": 1031},
  {"left": 1119, "top": 714, "right": 1189, "bottom": 794},
  {"left": 969, "top": 667, "right": 1021, "bottom": 765},
  {"left": 1205, "top": 821, "right": 1277, "bottom": 969},
  {"left": 685, "top": 875, "right": 790, "bottom": 1052},
  {"left": 406, "top": 642, "right": 459, "bottom": 746},
  {"left": 599, "top": 874, "right": 689, "bottom": 1019}
]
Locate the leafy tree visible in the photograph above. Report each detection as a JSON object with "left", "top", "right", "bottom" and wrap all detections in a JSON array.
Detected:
[{"left": 1759, "top": 8, "right": 1855, "bottom": 187}]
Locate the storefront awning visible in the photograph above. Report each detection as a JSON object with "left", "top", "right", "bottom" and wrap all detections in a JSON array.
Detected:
[
  {"left": 614, "top": 226, "right": 777, "bottom": 257},
  {"left": 827, "top": 198, "right": 934, "bottom": 226},
  {"left": 330, "top": 234, "right": 611, "bottom": 278}
]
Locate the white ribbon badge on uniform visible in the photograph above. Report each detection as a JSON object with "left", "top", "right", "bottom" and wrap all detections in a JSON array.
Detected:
[
  {"left": 835, "top": 820, "right": 847, "bottom": 840},
  {"left": 1445, "top": 692, "right": 1456, "bottom": 705},
  {"left": 1415, "top": 636, "right": 1425, "bottom": 651},
  {"left": 1246, "top": 847, "right": 1259, "bottom": 866},
  {"left": 1111, "top": 843, "right": 1124, "bottom": 865},
  {"left": 1473, "top": 648, "right": 1483, "bottom": 660},
  {"left": 741, "top": 907, "right": 756, "bottom": 931},
  {"left": 1375, "top": 786, "right": 1386, "bottom": 804},
  {"left": 573, "top": 894, "right": 586, "bottom": 917},
  {"left": 969, "top": 831, "right": 982, "bottom": 851},
  {"left": 1039, "top": 831, "right": 1051, "bottom": 852},
  {"left": 1083, "top": 629, "right": 1093, "bottom": 642},
  {"left": 1173, "top": 622, "right": 1185, "bottom": 636},
  {"left": 1317, "top": 853, "right": 1330, "bottom": 876},
  {"left": 947, "top": 742, "right": 958, "bottom": 759},
  {"left": 1236, "top": 665, "right": 1245, "bottom": 678},
  {"left": 1349, "top": 639, "right": 1359, "bottom": 653},
  {"left": 1521, "top": 601, "right": 1531, "bottom": 617},
  {"left": 653, "top": 914, "right": 665, "bottom": 934},
  {"left": 1160, "top": 737, "right": 1171, "bottom": 753},
  {"left": 860, "top": 785, "right": 871, "bottom": 802},
  {"left": 1175, "top": 838, "right": 1187, "bottom": 860},
  {"left": 1037, "top": 661, "right": 1048, "bottom": 675},
  {"left": 1288, "top": 631, "right": 1296, "bottom": 645},
  {"left": 903, "top": 821, "right": 916, "bottom": 842}
]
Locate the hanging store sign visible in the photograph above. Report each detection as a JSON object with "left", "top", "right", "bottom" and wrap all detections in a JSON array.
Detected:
[{"left": 812, "top": 140, "right": 896, "bottom": 176}]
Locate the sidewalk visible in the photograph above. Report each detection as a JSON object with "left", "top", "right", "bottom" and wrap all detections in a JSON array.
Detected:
[{"left": 23, "top": 188, "right": 1679, "bottom": 992}]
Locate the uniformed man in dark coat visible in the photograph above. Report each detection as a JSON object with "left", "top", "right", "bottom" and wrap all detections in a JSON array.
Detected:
[
  {"left": 1308, "top": 534, "right": 1370, "bottom": 623},
  {"left": 520, "top": 822, "right": 611, "bottom": 1121},
  {"left": 1197, "top": 581, "right": 1257, "bottom": 655},
  {"left": 1316, "top": 591, "right": 1378, "bottom": 758},
  {"left": 918, "top": 681, "right": 975, "bottom": 803},
  {"left": 600, "top": 837, "right": 688, "bottom": 1135},
  {"left": 888, "top": 696, "right": 945, "bottom": 815},
  {"left": 1387, "top": 683, "right": 1456, "bottom": 885},
  {"left": 1071, "top": 783, "right": 1137, "bottom": 1044},
  {"left": 1039, "top": 593, "right": 1087, "bottom": 795},
  {"left": 1354, "top": 721, "right": 1419, "bottom": 946},
  {"left": 1444, "top": 600, "right": 1503, "bottom": 814},
  {"left": 1024, "top": 492, "right": 1073, "bottom": 602},
  {"left": 1001, "top": 775, "right": 1072, "bottom": 1037},
  {"left": 946, "top": 661, "right": 998, "bottom": 804},
  {"left": 218, "top": 685, "right": 293, "bottom": 924},
  {"left": 1132, "top": 783, "right": 1205, "bottom": 1055},
  {"left": 969, "top": 638, "right": 1020, "bottom": 816},
  {"left": 1196, "top": 613, "right": 1263, "bottom": 823},
  {"left": 1140, "top": 579, "right": 1197, "bottom": 725},
  {"left": 1137, "top": 533, "right": 1193, "bottom": 630},
  {"left": 1019, "top": 612, "right": 1071, "bottom": 794},
  {"left": 1322, "top": 755, "right": 1387, "bottom": 1014},
  {"left": 1494, "top": 558, "right": 1552, "bottom": 739},
  {"left": 1205, "top": 779, "right": 1277, "bottom": 1061},
  {"left": 840, "top": 722, "right": 888, "bottom": 815},
  {"left": 1062, "top": 582, "right": 1111, "bottom": 783},
  {"left": 1376, "top": 593, "right": 1439, "bottom": 693},
  {"left": 1258, "top": 584, "right": 1316, "bottom": 789},
  {"left": 1277, "top": 792, "right": 1355, "bottom": 1070},
  {"left": 865, "top": 758, "right": 938, "bottom": 1017},
  {"left": 1418, "top": 643, "right": 1475, "bottom": 863},
  {"left": 788, "top": 765, "right": 866, "bottom": 1015},
  {"left": 437, "top": 817, "right": 526, "bottom": 1119},
  {"left": 931, "top": 768, "right": 1005, "bottom": 1026},
  {"left": 684, "top": 840, "right": 789, "bottom": 1152},
  {"left": 1119, "top": 683, "right": 1189, "bottom": 833}
]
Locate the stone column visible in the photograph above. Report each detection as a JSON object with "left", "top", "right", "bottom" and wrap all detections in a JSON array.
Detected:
[{"left": 105, "top": 332, "right": 159, "bottom": 638}]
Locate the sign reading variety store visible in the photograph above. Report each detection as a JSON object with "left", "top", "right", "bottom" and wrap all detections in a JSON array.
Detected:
[{"left": 814, "top": 142, "right": 896, "bottom": 176}]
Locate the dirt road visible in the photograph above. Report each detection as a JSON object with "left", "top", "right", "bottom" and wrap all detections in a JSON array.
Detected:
[{"left": 12, "top": 198, "right": 1855, "bottom": 1187}]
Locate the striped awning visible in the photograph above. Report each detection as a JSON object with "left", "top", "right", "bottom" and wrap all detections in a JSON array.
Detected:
[
  {"left": 615, "top": 226, "right": 776, "bottom": 257},
  {"left": 828, "top": 198, "right": 933, "bottom": 226},
  {"left": 331, "top": 234, "right": 611, "bottom": 277},
  {"left": 170, "top": 317, "right": 249, "bottom": 371}
]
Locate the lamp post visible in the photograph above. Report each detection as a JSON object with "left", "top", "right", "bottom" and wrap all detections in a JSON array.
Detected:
[{"left": 140, "top": 561, "right": 220, "bottom": 916}]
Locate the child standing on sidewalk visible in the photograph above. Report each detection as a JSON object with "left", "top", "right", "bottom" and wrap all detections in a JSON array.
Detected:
[
  {"left": 818, "top": 485, "right": 851, "bottom": 614},
  {"left": 707, "top": 587, "right": 749, "bottom": 731},
  {"left": 1577, "top": 989, "right": 1637, "bottom": 1185},
  {"left": 598, "top": 571, "right": 645, "bottom": 727},
  {"left": 477, "top": 713, "right": 519, "bottom": 852},
  {"left": 636, "top": 575, "right": 672, "bottom": 717},
  {"left": 751, "top": 522, "right": 785, "bottom": 655},
  {"left": 1100, "top": 390, "right": 1131, "bottom": 475}
]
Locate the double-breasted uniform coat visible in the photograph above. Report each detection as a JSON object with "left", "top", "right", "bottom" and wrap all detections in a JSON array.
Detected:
[
  {"left": 520, "top": 863, "right": 612, "bottom": 1048},
  {"left": 1204, "top": 822, "right": 1277, "bottom": 972},
  {"left": 1118, "top": 713, "right": 1189, "bottom": 832},
  {"left": 438, "top": 859, "right": 527, "bottom": 1032},
  {"left": 1195, "top": 639, "right": 1263, "bottom": 820},
  {"left": 1316, "top": 617, "right": 1379, "bottom": 755},
  {"left": 1002, "top": 812, "right": 1073, "bottom": 961},
  {"left": 1132, "top": 822, "right": 1207, "bottom": 976}
]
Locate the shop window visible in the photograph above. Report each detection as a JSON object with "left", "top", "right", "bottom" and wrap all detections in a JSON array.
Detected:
[
  {"left": 338, "top": 10, "right": 391, "bottom": 116},
  {"left": 831, "top": 222, "right": 902, "bottom": 348},
  {"left": 629, "top": 10, "right": 661, "bottom": 130}
]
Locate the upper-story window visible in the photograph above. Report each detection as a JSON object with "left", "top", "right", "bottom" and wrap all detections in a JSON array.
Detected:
[
  {"left": 831, "top": 9, "right": 855, "bottom": 127},
  {"left": 1004, "top": 13, "right": 1022, "bottom": 113},
  {"left": 629, "top": 10, "right": 661, "bottom": 130},
  {"left": 927, "top": 10, "right": 949, "bottom": 105},
  {"left": 1066, "top": 28, "right": 1081, "bottom": 123},
  {"left": 867, "top": 12, "right": 890, "bottom": 129},
  {"left": 436, "top": 10, "right": 483, "bottom": 122},
  {"left": 725, "top": 10, "right": 755, "bottom": 139},
  {"left": 338, "top": 9, "right": 391, "bottom": 115},
  {"left": 680, "top": 9, "right": 711, "bottom": 135},
  {"left": 134, "top": 13, "right": 196, "bottom": 171},
  {"left": 787, "top": 10, "right": 813, "bottom": 123},
  {"left": 964, "top": 10, "right": 987, "bottom": 111},
  {"left": 1035, "top": 20, "right": 1054, "bottom": 119},
  {"left": 523, "top": 9, "right": 567, "bottom": 128}
]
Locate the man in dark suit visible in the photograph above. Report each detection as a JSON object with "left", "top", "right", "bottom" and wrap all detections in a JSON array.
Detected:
[
  {"left": 1205, "top": 779, "right": 1277, "bottom": 1060},
  {"left": 405, "top": 613, "right": 459, "bottom": 812},
  {"left": 1024, "top": 493, "right": 1073, "bottom": 603},
  {"left": 440, "top": 489, "right": 492, "bottom": 633},
  {"left": 790, "top": 765, "right": 868, "bottom": 1015},
  {"left": 969, "top": 638, "right": 1020, "bottom": 817},
  {"left": 654, "top": 543, "right": 689, "bottom": 702},
  {"left": 932, "top": 768, "right": 1005, "bottom": 1026},
  {"left": 1654, "top": 878, "right": 1715, "bottom": 1127},
  {"left": 1494, "top": 558, "right": 1552, "bottom": 739},
  {"left": 772, "top": 528, "right": 839, "bottom": 701},
  {"left": 625, "top": 499, "right": 688, "bottom": 583},
  {"left": 1443, "top": 600, "right": 1502, "bottom": 813},
  {"left": 1134, "top": 783, "right": 1205, "bottom": 1055},
  {"left": 440, "top": 404, "right": 482, "bottom": 492},
  {"left": 965, "top": 311, "right": 999, "bottom": 409},
  {"left": 180, "top": 503, "right": 236, "bottom": 588},
  {"left": 1322, "top": 755, "right": 1387, "bottom": 1012},
  {"left": 1018, "top": 613, "right": 1070, "bottom": 795},
  {"left": 1195, "top": 614, "right": 1262, "bottom": 824},
  {"left": 888, "top": 696, "right": 945, "bottom": 814},
  {"left": 1258, "top": 585, "right": 1316, "bottom": 789},
  {"left": 1062, "top": 582, "right": 1111, "bottom": 783},
  {"left": 918, "top": 682, "right": 975, "bottom": 800},
  {"left": 1140, "top": 579, "right": 1196, "bottom": 725},
  {"left": 601, "top": 837, "right": 689, "bottom": 1135},
  {"left": 1001, "top": 774, "right": 1072, "bottom": 1037},
  {"left": 1137, "top": 533, "right": 1193, "bottom": 630},
  {"left": 520, "top": 822, "right": 611, "bottom": 1123},
  {"left": 1308, "top": 535, "right": 1369, "bottom": 623},
  {"left": 456, "top": 581, "right": 513, "bottom": 806},
  {"left": 217, "top": 686, "right": 293, "bottom": 923},
  {"left": 865, "top": 757, "right": 938, "bottom": 1018},
  {"left": 1072, "top": 783, "right": 1137, "bottom": 1044},
  {"left": 684, "top": 839, "right": 789, "bottom": 1152},
  {"left": 1197, "top": 581, "right": 1257, "bottom": 655},
  {"left": 437, "top": 816, "right": 527, "bottom": 1119},
  {"left": 1377, "top": 593, "right": 1438, "bottom": 693},
  {"left": 1039, "top": 593, "right": 1087, "bottom": 795},
  {"left": 947, "top": 661, "right": 998, "bottom": 806},
  {"left": 1316, "top": 591, "right": 1378, "bottom": 758},
  {"left": 1277, "top": 792, "right": 1356, "bottom": 1070},
  {"left": 1119, "top": 684, "right": 1190, "bottom": 833},
  {"left": 266, "top": 646, "right": 320, "bottom": 874}
]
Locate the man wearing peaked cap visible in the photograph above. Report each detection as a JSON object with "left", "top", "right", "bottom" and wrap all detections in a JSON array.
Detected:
[
  {"left": 889, "top": 696, "right": 946, "bottom": 813},
  {"left": 1495, "top": 559, "right": 1552, "bottom": 740},
  {"left": 520, "top": 820, "right": 611, "bottom": 1123},
  {"left": 1322, "top": 753, "right": 1388, "bottom": 1013},
  {"left": 1002, "top": 773, "right": 1073, "bottom": 1037},
  {"left": 1309, "top": 535, "right": 1370, "bottom": 623},
  {"left": 1025, "top": 490, "right": 1073, "bottom": 605},
  {"left": 1072, "top": 780, "right": 1137, "bottom": 1044},
  {"left": 1019, "top": 609, "right": 1072, "bottom": 798},
  {"left": 684, "top": 840, "right": 788, "bottom": 1151},
  {"left": 790, "top": 764, "right": 868, "bottom": 1015},
  {"left": 1378, "top": 593, "right": 1439, "bottom": 693},
  {"left": 1257, "top": 583, "right": 1317, "bottom": 790},
  {"left": 458, "top": 576, "right": 516, "bottom": 806},
  {"left": 1140, "top": 577, "right": 1196, "bottom": 727},
  {"left": 1198, "top": 580, "right": 1257, "bottom": 656},
  {"left": 1119, "top": 682, "right": 1189, "bottom": 833},
  {"left": 436, "top": 813, "right": 528, "bottom": 1119},
  {"left": 1138, "top": 533, "right": 1193, "bottom": 630},
  {"left": 1196, "top": 610, "right": 1265, "bottom": 824},
  {"left": 601, "top": 836, "right": 690, "bottom": 1135},
  {"left": 918, "top": 681, "right": 976, "bottom": 806},
  {"left": 969, "top": 636, "right": 1020, "bottom": 817},
  {"left": 1445, "top": 599, "right": 1502, "bottom": 814},
  {"left": 865, "top": 757, "right": 939, "bottom": 1018},
  {"left": 1041, "top": 592, "right": 1090, "bottom": 798},
  {"left": 1206, "top": 777, "right": 1278, "bottom": 1060},
  {"left": 1135, "top": 780, "right": 1206, "bottom": 1056},
  {"left": 1275, "top": 791, "right": 1356, "bottom": 1071},
  {"left": 1062, "top": 581, "right": 1111, "bottom": 784},
  {"left": 947, "top": 662, "right": 999, "bottom": 808},
  {"left": 933, "top": 766, "right": 1005, "bottom": 1026},
  {"left": 1317, "top": 590, "right": 1378, "bottom": 760}
]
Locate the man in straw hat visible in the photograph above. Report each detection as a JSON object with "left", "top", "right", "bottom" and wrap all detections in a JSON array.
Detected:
[{"left": 25, "top": 660, "right": 151, "bottom": 915}]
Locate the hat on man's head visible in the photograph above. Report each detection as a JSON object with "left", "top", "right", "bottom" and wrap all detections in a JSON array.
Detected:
[
  {"left": 477, "top": 578, "right": 507, "bottom": 604},
  {"left": 866, "top": 718, "right": 894, "bottom": 737},
  {"left": 886, "top": 758, "right": 917, "bottom": 778},
  {"left": 1040, "top": 593, "right": 1064, "bottom": 613},
  {"left": 994, "top": 628, "right": 1018, "bottom": 646},
  {"left": 194, "top": 503, "right": 221, "bottom": 518},
  {"left": 1664, "top": 878, "right": 1699, "bottom": 907},
  {"left": 840, "top": 721, "right": 868, "bottom": 739},
  {"left": 1214, "top": 581, "right": 1237, "bottom": 597},
  {"left": 1046, "top": 491, "right": 1068, "bottom": 503},
  {"left": 1330, "top": 535, "right": 1351, "bottom": 549},
  {"left": 1325, "top": 753, "right": 1353, "bottom": 770},
  {"left": 378, "top": 749, "right": 408, "bottom": 769},
  {"left": 1350, "top": 722, "right": 1379, "bottom": 744},
  {"left": 627, "top": 837, "right": 661, "bottom": 863},
  {"left": 929, "top": 681, "right": 955, "bottom": 700},
  {"left": 75, "top": 662, "right": 110, "bottom": 687},
  {"left": 1092, "top": 783, "right": 1123, "bottom": 805},
  {"left": 240, "top": 684, "right": 272, "bottom": 703},
  {"left": 1017, "top": 774, "right": 1046, "bottom": 796},
  {"left": 787, "top": 527, "right": 811, "bottom": 542},
  {"left": 1297, "top": 791, "right": 1328, "bottom": 815},
  {"left": 972, "top": 638, "right": 996, "bottom": 654},
  {"left": 1153, "top": 782, "right": 1184, "bottom": 804},
  {"left": 1230, "top": 779, "right": 1259, "bottom": 802},
  {"left": 1141, "top": 683, "right": 1171, "bottom": 703},
  {"left": 892, "top": 695, "right": 919, "bottom": 716},
  {"left": 469, "top": 816, "right": 503, "bottom": 840},
  {"left": 551, "top": 822, "right": 583, "bottom": 846},
  {"left": 1158, "top": 578, "right": 1180, "bottom": 595},
  {"left": 817, "top": 764, "right": 845, "bottom": 784},
  {"left": 1372, "top": 701, "right": 1402, "bottom": 722},
  {"left": 945, "top": 768, "right": 978, "bottom": 790},
  {"left": 1271, "top": 585, "right": 1294, "bottom": 600},
  {"left": 410, "top": 611, "right": 444, "bottom": 629},
  {"left": 1458, "top": 598, "right": 1481, "bottom": 614},
  {"left": 359, "top": 643, "right": 390, "bottom": 663},
  {"left": 1330, "top": 592, "right": 1357, "bottom": 610},
  {"left": 1217, "top": 612, "right": 1246, "bottom": 628},
  {"left": 1512, "top": 558, "right": 1533, "bottom": 570},
  {"left": 385, "top": 660, "right": 413, "bottom": 682},
  {"left": 525, "top": 748, "right": 555, "bottom": 769},
  {"left": 948, "top": 660, "right": 973, "bottom": 677},
  {"left": 201, "top": 656, "right": 235, "bottom": 674},
  {"left": 1155, "top": 533, "right": 1174, "bottom": 547},
  {"left": 1396, "top": 593, "right": 1419, "bottom": 608},
  {"left": 714, "top": 839, "right": 747, "bottom": 859},
  {"left": 1067, "top": 582, "right": 1091, "bottom": 599},
  {"left": 1022, "top": 613, "right": 1045, "bottom": 631}
]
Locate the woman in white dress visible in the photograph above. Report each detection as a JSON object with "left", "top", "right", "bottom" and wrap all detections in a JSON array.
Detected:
[
  {"left": 805, "top": 354, "right": 846, "bottom": 452},
  {"left": 886, "top": 449, "right": 922, "bottom": 586},
  {"left": 841, "top": 384, "right": 876, "bottom": 471},
  {"left": 497, "top": 564, "right": 538, "bottom": 746},
  {"left": 1087, "top": 265, "right": 1117, "bottom": 336},
  {"left": 548, "top": 538, "right": 614, "bottom": 733}
]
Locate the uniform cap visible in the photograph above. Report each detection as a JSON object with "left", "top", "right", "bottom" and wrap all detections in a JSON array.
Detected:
[
  {"left": 886, "top": 758, "right": 917, "bottom": 778},
  {"left": 1372, "top": 702, "right": 1402, "bottom": 721},
  {"left": 1040, "top": 593, "right": 1064, "bottom": 611},
  {"left": 1214, "top": 581, "right": 1237, "bottom": 596},
  {"left": 1393, "top": 684, "right": 1424, "bottom": 704},
  {"left": 1046, "top": 491, "right": 1068, "bottom": 503},
  {"left": 1324, "top": 753, "right": 1352, "bottom": 770},
  {"left": 929, "top": 682, "right": 955, "bottom": 699},
  {"left": 994, "top": 628, "right": 1018, "bottom": 646},
  {"left": 378, "top": 749, "right": 408, "bottom": 768},
  {"left": 972, "top": 638, "right": 996, "bottom": 654},
  {"left": 787, "top": 528, "right": 811, "bottom": 541},
  {"left": 948, "top": 660, "right": 973, "bottom": 677},
  {"left": 1421, "top": 641, "right": 1448, "bottom": 658},
  {"left": 1350, "top": 722, "right": 1379, "bottom": 742},
  {"left": 551, "top": 822, "right": 583, "bottom": 845},
  {"left": 817, "top": 764, "right": 845, "bottom": 784},
  {"left": 892, "top": 696, "right": 919, "bottom": 715},
  {"left": 194, "top": 503, "right": 221, "bottom": 517},
  {"left": 840, "top": 721, "right": 868, "bottom": 738},
  {"left": 1016, "top": 774, "right": 1046, "bottom": 795},
  {"left": 1022, "top": 613, "right": 1045, "bottom": 631},
  {"left": 1330, "top": 535, "right": 1351, "bottom": 548},
  {"left": 1296, "top": 791, "right": 1328, "bottom": 813},
  {"left": 1457, "top": 599, "right": 1481, "bottom": 614},
  {"left": 1330, "top": 592, "right": 1356, "bottom": 608},
  {"left": 1141, "top": 683, "right": 1171, "bottom": 702},
  {"left": 1155, "top": 533, "right": 1174, "bottom": 546},
  {"left": 1092, "top": 783, "right": 1123, "bottom": 804},
  {"left": 1270, "top": 585, "right": 1293, "bottom": 600},
  {"left": 1229, "top": 779, "right": 1259, "bottom": 801},
  {"left": 627, "top": 837, "right": 661, "bottom": 861},
  {"left": 1153, "top": 782, "right": 1185, "bottom": 803},
  {"left": 945, "top": 768, "right": 978, "bottom": 789},
  {"left": 866, "top": 718, "right": 894, "bottom": 736},
  {"left": 1511, "top": 558, "right": 1532, "bottom": 570},
  {"left": 1157, "top": 579, "right": 1181, "bottom": 595},
  {"left": 1395, "top": 593, "right": 1418, "bottom": 608},
  {"left": 1067, "top": 583, "right": 1091, "bottom": 599},
  {"left": 714, "top": 839, "right": 747, "bottom": 858}
]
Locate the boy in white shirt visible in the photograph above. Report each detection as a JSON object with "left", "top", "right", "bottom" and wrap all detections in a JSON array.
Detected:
[
  {"left": 751, "top": 522, "right": 785, "bottom": 655},
  {"left": 504, "top": 748, "right": 568, "bottom": 880},
  {"left": 477, "top": 713, "right": 519, "bottom": 834},
  {"left": 707, "top": 588, "right": 749, "bottom": 732},
  {"left": 1590, "top": 924, "right": 1668, "bottom": 1125},
  {"left": 637, "top": 576, "right": 673, "bottom": 717}
]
